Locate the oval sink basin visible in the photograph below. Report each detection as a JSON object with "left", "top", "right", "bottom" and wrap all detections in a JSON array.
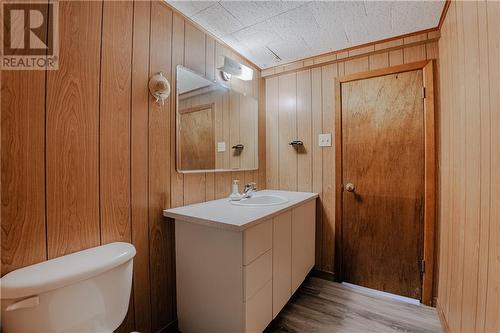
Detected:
[{"left": 231, "top": 195, "right": 289, "bottom": 206}]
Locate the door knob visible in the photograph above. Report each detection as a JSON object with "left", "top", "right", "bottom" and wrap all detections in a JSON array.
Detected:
[{"left": 345, "top": 183, "right": 355, "bottom": 192}]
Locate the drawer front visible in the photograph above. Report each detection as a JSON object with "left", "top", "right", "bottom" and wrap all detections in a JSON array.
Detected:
[
  {"left": 244, "top": 250, "right": 272, "bottom": 301},
  {"left": 245, "top": 280, "right": 272, "bottom": 333},
  {"left": 243, "top": 219, "right": 272, "bottom": 265}
]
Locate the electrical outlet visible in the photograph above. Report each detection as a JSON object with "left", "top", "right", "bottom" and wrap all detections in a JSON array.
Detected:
[
  {"left": 217, "top": 142, "right": 226, "bottom": 152},
  {"left": 319, "top": 133, "right": 332, "bottom": 147}
]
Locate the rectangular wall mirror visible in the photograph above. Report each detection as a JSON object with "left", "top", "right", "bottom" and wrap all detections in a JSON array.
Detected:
[{"left": 176, "top": 65, "right": 258, "bottom": 173}]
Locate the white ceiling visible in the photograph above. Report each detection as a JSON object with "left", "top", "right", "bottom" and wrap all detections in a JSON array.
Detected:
[{"left": 168, "top": 0, "right": 445, "bottom": 69}]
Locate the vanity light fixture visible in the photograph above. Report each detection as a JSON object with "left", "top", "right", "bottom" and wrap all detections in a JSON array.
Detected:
[{"left": 218, "top": 56, "right": 253, "bottom": 81}]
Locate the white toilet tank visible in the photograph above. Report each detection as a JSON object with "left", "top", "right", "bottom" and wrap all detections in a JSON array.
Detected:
[{"left": 0, "top": 242, "right": 136, "bottom": 333}]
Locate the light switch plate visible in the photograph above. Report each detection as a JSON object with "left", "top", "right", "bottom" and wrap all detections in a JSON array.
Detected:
[
  {"left": 319, "top": 133, "right": 332, "bottom": 147},
  {"left": 217, "top": 142, "right": 226, "bottom": 152}
]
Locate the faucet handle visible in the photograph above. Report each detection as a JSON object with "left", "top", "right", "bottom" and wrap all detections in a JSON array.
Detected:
[{"left": 244, "top": 182, "right": 257, "bottom": 192}]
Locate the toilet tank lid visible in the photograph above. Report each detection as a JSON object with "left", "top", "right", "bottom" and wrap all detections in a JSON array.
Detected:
[{"left": 0, "top": 242, "right": 136, "bottom": 299}]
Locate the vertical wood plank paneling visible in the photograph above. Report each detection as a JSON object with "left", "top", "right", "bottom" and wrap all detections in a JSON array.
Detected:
[
  {"left": 311, "top": 68, "right": 323, "bottom": 267},
  {"left": 404, "top": 46, "right": 427, "bottom": 63},
  {"left": 183, "top": 22, "right": 206, "bottom": 205},
  {"left": 426, "top": 41, "right": 439, "bottom": 60},
  {"left": 450, "top": 3, "right": 466, "bottom": 330},
  {"left": 100, "top": 0, "right": 133, "bottom": 245},
  {"left": 240, "top": 95, "right": 257, "bottom": 170},
  {"left": 445, "top": 2, "right": 458, "bottom": 319},
  {"left": 368, "top": 52, "right": 389, "bottom": 70},
  {"left": 344, "top": 57, "right": 369, "bottom": 75},
  {"left": 475, "top": 2, "right": 492, "bottom": 332},
  {"left": 100, "top": 3, "right": 135, "bottom": 331},
  {"left": 258, "top": 75, "right": 267, "bottom": 189},
  {"left": 320, "top": 64, "right": 337, "bottom": 272},
  {"left": 205, "top": 36, "right": 216, "bottom": 201},
  {"left": 215, "top": 172, "right": 232, "bottom": 199},
  {"left": 278, "top": 73, "right": 297, "bottom": 191},
  {"left": 170, "top": 13, "right": 185, "bottom": 209},
  {"left": 130, "top": 1, "right": 152, "bottom": 331},
  {"left": 148, "top": 2, "right": 173, "bottom": 330},
  {"left": 404, "top": 33, "right": 428, "bottom": 63},
  {"left": 1, "top": 3, "right": 47, "bottom": 274},
  {"left": 389, "top": 49, "right": 404, "bottom": 66},
  {"left": 484, "top": 2, "right": 500, "bottom": 332},
  {"left": 438, "top": 0, "right": 499, "bottom": 331},
  {"left": 296, "top": 70, "right": 312, "bottom": 192},
  {"left": 229, "top": 91, "right": 241, "bottom": 170},
  {"left": 266, "top": 77, "right": 279, "bottom": 189},
  {"left": 460, "top": 2, "right": 481, "bottom": 331},
  {"left": 438, "top": 6, "right": 452, "bottom": 317},
  {"left": 46, "top": 0, "right": 102, "bottom": 258}
]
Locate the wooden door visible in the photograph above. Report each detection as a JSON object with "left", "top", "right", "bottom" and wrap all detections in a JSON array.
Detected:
[
  {"left": 179, "top": 104, "right": 215, "bottom": 170},
  {"left": 340, "top": 69, "right": 425, "bottom": 300}
]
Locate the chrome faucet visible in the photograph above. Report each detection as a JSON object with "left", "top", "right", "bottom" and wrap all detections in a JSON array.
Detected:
[{"left": 242, "top": 182, "right": 257, "bottom": 198}]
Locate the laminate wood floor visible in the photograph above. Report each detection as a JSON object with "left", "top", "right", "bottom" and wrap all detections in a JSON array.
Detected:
[{"left": 265, "top": 277, "right": 442, "bottom": 333}]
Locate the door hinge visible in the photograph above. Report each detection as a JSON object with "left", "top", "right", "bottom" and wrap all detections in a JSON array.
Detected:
[
  {"left": 422, "top": 87, "right": 426, "bottom": 99},
  {"left": 421, "top": 259, "right": 426, "bottom": 274}
]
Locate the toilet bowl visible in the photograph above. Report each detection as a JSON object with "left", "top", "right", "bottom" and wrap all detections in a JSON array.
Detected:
[{"left": 0, "top": 242, "right": 136, "bottom": 333}]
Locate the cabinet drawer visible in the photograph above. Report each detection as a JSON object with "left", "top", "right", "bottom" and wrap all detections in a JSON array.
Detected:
[
  {"left": 243, "top": 219, "right": 272, "bottom": 265},
  {"left": 244, "top": 250, "right": 272, "bottom": 301},
  {"left": 245, "top": 280, "right": 272, "bottom": 333}
]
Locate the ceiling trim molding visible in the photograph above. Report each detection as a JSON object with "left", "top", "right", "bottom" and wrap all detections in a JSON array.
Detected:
[
  {"left": 261, "top": 27, "right": 440, "bottom": 75},
  {"left": 160, "top": 1, "right": 262, "bottom": 71},
  {"left": 261, "top": 33, "right": 440, "bottom": 79},
  {"left": 438, "top": 0, "right": 451, "bottom": 30}
]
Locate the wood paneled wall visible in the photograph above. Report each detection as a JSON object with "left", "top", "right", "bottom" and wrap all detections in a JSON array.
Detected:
[
  {"left": 264, "top": 33, "right": 439, "bottom": 277},
  {"left": 437, "top": 1, "right": 499, "bottom": 332},
  {"left": 1, "top": 1, "right": 264, "bottom": 332}
]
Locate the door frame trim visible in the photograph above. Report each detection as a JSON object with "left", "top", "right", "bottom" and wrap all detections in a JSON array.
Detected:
[{"left": 334, "top": 60, "right": 436, "bottom": 305}]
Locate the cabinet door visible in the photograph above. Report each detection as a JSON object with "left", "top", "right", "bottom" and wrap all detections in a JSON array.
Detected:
[
  {"left": 272, "top": 211, "right": 292, "bottom": 318},
  {"left": 291, "top": 200, "right": 316, "bottom": 293}
]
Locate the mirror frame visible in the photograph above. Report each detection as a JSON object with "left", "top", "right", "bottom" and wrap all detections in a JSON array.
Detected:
[{"left": 175, "top": 65, "right": 258, "bottom": 174}]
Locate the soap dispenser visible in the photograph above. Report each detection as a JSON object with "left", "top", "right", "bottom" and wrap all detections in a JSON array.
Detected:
[{"left": 230, "top": 180, "right": 243, "bottom": 201}]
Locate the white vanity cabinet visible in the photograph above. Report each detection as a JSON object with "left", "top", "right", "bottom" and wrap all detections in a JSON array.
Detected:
[
  {"left": 271, "top": 200, "right": 316, "bottom": 318},
  {"left": 164, "top": 190, "right": 317, "bottom": 333}
]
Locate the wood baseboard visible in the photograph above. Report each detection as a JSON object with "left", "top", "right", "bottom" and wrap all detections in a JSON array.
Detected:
[
  {"left": 436, "top": 300, "right": 451, "bottom": 333},
  {"left": 311, "top": 269, "right": 336, "bottom": 282}
]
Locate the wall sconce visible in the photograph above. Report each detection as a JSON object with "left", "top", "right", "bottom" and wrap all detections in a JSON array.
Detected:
[
  {"left": 218, "top": 57, "right": 253, "bottom": 81},
  {"left": 149, "top": 72, "right": 171, "bottom": 106}
]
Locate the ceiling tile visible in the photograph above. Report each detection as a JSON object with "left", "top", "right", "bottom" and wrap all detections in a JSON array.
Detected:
[
  {"left": 266, "top": 36, "right": 311, "bottom": 62},
  {"left": 391, "top": 1, "right": 444, "bottom": 35},
  {"left": 231, "top": 21, "right": 284, "bottom": 49},
  {"left": 265, "top": 4, "right": 320, "bottom": 42},
  {"left": 306, "top": 2, "right": 349, "bottom": 52},
  {"left": 220, "top": 1, "right": 307, "bottom": 27},
  {"left": 167, "top": 0, "right": 445, "bottom": 69},
  {"left": 168, "top": 1, "right": 216, "bottom": 17},
  {"left": 191, "top": 3, "right": 244, "bottom": 36}
]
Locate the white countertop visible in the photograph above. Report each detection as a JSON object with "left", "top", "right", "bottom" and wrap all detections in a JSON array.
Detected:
[{"left": 163, "top": 190, "right": 318, "bottom": 231}]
